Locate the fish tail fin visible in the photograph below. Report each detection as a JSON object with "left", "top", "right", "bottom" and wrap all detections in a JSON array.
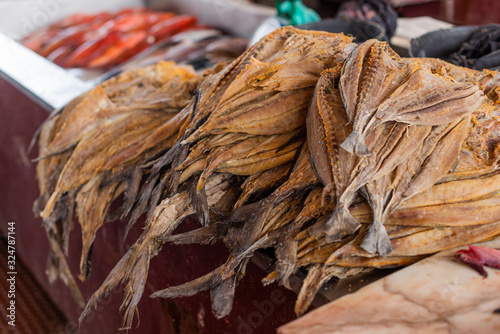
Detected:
[
  {"left": 324, "top": 207, "right": 360, "bottom": 242},
  {"left": 341, "top": 131, "right": 370, "bottom": 156},
  {"left": 360, "top": 220, "right": 393, "bottom": 256}
]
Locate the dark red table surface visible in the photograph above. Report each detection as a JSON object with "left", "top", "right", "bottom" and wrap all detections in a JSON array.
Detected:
[{"left": 0, "top": 73, "right": 300, "bottom": 334}]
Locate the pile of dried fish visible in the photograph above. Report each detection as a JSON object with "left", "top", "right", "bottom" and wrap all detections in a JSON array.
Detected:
[
  {"left": 33, "top": 60, "right": 200, "bottom": 306},
  {"left": 34, "top": 26, "right": 500, "bottom": 330},
  {"left": 78, "top": 26, "right": 354, "bottom": 328}
]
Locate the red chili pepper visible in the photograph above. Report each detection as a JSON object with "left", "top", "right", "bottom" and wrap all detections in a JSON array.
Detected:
[
  {"left": 63, "top": 30, "right": 120, "bottom": 67},
  {"left": 88, "top": 31, "right": 147, "bottom": 68},
  {"left": 38, "top": 29, "right": 87, "bottom": 57},
  {"left": 149, "top": 15, "right": 198, "bottom": 41},
  {"left": 108, "top": 37, "right": 153, "bottom": 68}
]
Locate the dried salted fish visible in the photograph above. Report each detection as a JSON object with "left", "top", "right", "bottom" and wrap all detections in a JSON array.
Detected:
[
  {"left": 288, "top": 110, "right": 500, "bottom": 313},
  {"left": 141, "top": 26, "right": 352, "bottom": 227},
  {"left": 339, "top": 40, "right": 483, "bottom": 156},
  {"left": 309, "top": 41, "right": 484, "bottom": 255},
  {"left": 306, "top": 66, "right": 360, "bottom": 240},
  {"left": 178, "top": 27, "right": 350, "bottom": 180},
  {"left": 308, "top": 68, "right": 423, "bottom": 244},
  {"left": 361, "top": 116, "right": 472, "bottom": 255},
  {"left": 80, "top": 173, "right": 237, "bottom": 329},
  {"left": 151, "top": 143, "right": 318, "bottom": 319},
  {"left": 35, "top": 61, "right": 200, "bottom": 280},
  {"left": 32, "top": 27, "right": 500, "bottom": 333},
  {"left": 76, "top": 25, "right": 352, "bottom": 322},
  {"left": 184, "top": 28, "right": 353, "bottom": 143}
]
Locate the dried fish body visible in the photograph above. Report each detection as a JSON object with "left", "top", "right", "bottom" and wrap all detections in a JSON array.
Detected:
[
  {"left": 136, "top": 28, "right": 353, "bottom": 232},
  {"left": 80, "top": 173, "right": 237, "bottom": 329},
  {"left": 360, "top": 116, "right": 471, "bottom": 255},
  {"left": 149, "top": 144, "right": 319, "bottom": 319},
  {"left": 339, "top": 40, "right": 410, "bottom": 156},
  {"left": 138, "top": 28, "right": 352, "bottom": 231},
  {"left": 35, "top": 61, "right": 200, "bottom": 282},
  {"left": 339, "top": 40, "right": 483, "bottom": 157},
  {"left": 31, "top": 28, "right": 500, "bottom": 331},
  {"left": 75, "top": 174, "right": 124, "bottom": 280},
  {"left": 184, "top": 28, "right": 353, "bottom": 143},
  {"left": 308, "top": 73, "right": 419, "bottom": 243},
  {"left": 371, "top": 66, "right": 482, "bottom": 127},
  {"left": 309, "top": 41, "right": 484, "bottom": 255},
  {"left": 40, "top": 111, "right": 173, "bottom": 219},
  {"left": 306, "top": 66, "right": 362, "bottom": 240},
  {"left": 40, "top": 87, "right": 115, "bottom": 158},
  {"left": 180, "top": 129, "right": 304, "bottom": 189},
  {"left": 286, "top": 53, "right": 495, "bottom": 313}
]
